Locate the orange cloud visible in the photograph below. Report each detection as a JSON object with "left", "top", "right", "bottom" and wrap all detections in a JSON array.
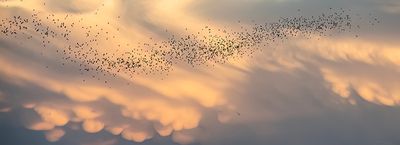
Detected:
[
  {"left": 82, "top": 119, "right": 105, "bottom": 133},
  {"left": 45, "top": 128, "right": 65, "bottom": 142},
  {"left": 28, "top": 121, "right": 56, "bottom": 131},
  {"left": 172, "top": 131, "right": 195, "bottom": 145},
  {"left": 34, "top": 106, "right": 69, "bottom": 126}
]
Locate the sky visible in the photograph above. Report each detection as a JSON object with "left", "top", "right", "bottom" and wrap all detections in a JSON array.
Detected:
[{"left": 1, "top": 0, "right": 400, "bottom": 145}]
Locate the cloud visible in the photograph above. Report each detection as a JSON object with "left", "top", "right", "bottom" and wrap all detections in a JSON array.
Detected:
[
  {"left": 291, "top": 37, "right": 400, "bottom": 106},
  {"left": 82, "top": 119, "right": 105, "bottom": 133},
  {"left": 295, "top": 38, "right": 400, "bottom": 66},
  {"left": 1, "top": 0, "right": 400, "bottom": 145},
  {"left": 322, "top": 67, "right": 400, "bottom": 106},
  {"left": 121, "top": 128, "right": 153, "bottom": 142},
  {"left": 73, "top": 106, "right": 102, "bottom": 120},
  {"left": 154, "top": 123, "right": 174, "bottom": 136},
  {"left": 172, "top": 132, "right": 195, "bottom": 145},
  {"left": 34, "top": 106, "right": 69, "bottom": 126},
  {"left": 0, "top": 1, "right": 236, "bottom": 143},
  {"left": 0, "top": 107, "right": 11, "bottom": 112},
  {"left": 44, "top": 0, "right": 104, "bottom": 13},
  {"left": 44, "top": 128, "right": 65, "bottom": 142},
  {"left": 28, "top": 121, "right": 56, "bottom": 131},
  {"left": 377, "top": 0, "right": 400, "bottom": 14}
]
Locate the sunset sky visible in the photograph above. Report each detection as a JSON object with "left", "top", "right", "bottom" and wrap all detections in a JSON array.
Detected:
[{"left": 1, "top": 0, "right": 400, "bottom": 145}]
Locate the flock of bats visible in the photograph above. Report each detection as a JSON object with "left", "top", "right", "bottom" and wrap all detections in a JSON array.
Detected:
[{"left": 0, "top": 2, "right": 380, "bottom": 84}]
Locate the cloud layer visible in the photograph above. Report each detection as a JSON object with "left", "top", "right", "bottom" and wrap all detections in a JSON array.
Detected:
[{"left": 1, "top": 0, "right": 400, "bottom": 145}]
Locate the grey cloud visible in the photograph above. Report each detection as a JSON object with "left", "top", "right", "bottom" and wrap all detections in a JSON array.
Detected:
[
  {"left": 187, "top": 0, "right": 400, "bottom": 40},
  {"left": 195, "top": 66, "right": 400, "bottom": 145}
]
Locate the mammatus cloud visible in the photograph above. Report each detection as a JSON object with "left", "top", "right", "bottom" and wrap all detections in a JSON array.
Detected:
[
  {"left": 44, "top": 128, "right": 65, "bottom": 142},
  {"left": 294, "top": 38, "right": 400, "bottom": 106},
  {"left": 0, "top": 55, "right": 226, "bottom": 144},
  {"left": 322, "top": 68, "right": 400, "bottom": 106},
  {"left": 172, "top": 131, "right": 195, "bottom": 145},
  {"left": 82, "top": 119, "right": 105, "bottom": 133},
  {"left": 0, "top": 91, "right": 11, "bottom": 112},
  {"left": 1, "top": 0, "right": 400, "bottom": 145},
  {"left": 34, "top": 106, "right": 69, "bottom": 127}
]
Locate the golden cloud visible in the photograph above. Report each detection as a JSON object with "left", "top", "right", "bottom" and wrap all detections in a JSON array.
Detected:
[
  {"left": 45, "top": 128, "right": 65, "bottom": 142},
  {"left": 82, "top": 119, "right": 105, "bottom": 133}
]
